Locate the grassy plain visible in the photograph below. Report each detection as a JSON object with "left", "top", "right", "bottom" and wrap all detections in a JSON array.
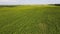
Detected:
[{"left": 0, "top": 5, "right": 60, "bottom": 34}]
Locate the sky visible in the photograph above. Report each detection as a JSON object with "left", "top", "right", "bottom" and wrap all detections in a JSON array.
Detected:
[{"left": 0, "top": 0, "right": 60, "bottom": 5}]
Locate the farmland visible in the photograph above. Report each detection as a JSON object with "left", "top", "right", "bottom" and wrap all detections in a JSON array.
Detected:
[{"left": 0, "top": 5, "right": 60, "bottom": 34}]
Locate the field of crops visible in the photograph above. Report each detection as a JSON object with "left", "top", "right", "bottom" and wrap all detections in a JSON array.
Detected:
[{"left": 0, "top": 6, "right": 60, "bottom": 34}]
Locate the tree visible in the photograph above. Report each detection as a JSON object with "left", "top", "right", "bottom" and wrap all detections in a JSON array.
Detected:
[{"left": 54, "top": 4, "right": 60, "bottom": 6}]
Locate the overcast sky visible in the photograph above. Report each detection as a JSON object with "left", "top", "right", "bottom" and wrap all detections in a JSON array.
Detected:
[{"left": 0, "top": 0, "right": 60, "bottom": 5}]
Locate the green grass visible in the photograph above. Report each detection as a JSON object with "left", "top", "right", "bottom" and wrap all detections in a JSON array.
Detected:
[{"left": 0, "top": 6, "right": 60, "bottom": 34}]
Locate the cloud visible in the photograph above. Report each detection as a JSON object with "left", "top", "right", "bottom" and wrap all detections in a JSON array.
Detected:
[
  {"left": 0, "top": 0, "right": 17, "bottom": 2},
  {"left": 0, "top": 0, "right": 60, "bottom": 5}
]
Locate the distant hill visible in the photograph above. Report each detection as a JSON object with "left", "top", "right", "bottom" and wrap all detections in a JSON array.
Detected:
[{"left": 0, "top": 5, "right": 17, "bottom": 7}]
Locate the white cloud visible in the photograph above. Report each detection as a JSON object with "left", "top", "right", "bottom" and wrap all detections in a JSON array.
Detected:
[
  {"left": 0, "top": 0, "right": 8, "bottom": 2},
  {"left": 0, "top": 0, "right": 60, "bottom": 5},
  {"left": 0, "top": 0, "right": 17, "bottom": 2}
]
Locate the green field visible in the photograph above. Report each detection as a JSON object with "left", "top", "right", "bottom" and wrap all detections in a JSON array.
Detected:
[{"left": 0, "top": 6, "right": 60, "bottom": 34}]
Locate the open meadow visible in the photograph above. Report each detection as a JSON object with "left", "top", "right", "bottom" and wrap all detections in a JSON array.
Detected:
[{"left": 0, "top": 5, "right": 60, "bottom": 34}]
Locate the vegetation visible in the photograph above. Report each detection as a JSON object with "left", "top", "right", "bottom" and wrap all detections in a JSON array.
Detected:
[
  {"left": 49, "top": 4, "right": 60, "bottom": 6},
  {"left": 0, "top": 5, "right": 17, "bottom": 7},
  {"left": 55, "top": 4, "right": 60, "bottom": 6},
  {"left": 0, "top": 5, "right": 60, "bottom": 34}
]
